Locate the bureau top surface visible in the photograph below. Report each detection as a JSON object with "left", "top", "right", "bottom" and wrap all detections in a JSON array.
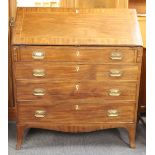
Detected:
[{"left": 12, "top": 8, "right": 142, "bottom": 46}]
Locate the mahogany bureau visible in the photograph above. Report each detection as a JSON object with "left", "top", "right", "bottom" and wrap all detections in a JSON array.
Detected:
[{"left": 12, "top": 8, "right": 143, "bottom": 149}]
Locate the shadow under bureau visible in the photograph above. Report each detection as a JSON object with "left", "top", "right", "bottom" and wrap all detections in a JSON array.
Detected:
[{"left": 12, "top": 8, "right": 143, "bottom": 149}]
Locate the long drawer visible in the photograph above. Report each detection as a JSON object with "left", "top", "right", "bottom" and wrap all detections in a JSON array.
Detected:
[
  {"left": 17, "top": 102, "right": 135, "bottom": 123},
  {"left": 16, "top": 81, "right": 137, "bottom": 101},
  {"left": 15, "top": 46, "right": 138, "bottom": 63},
  {"left": 15, "top": 63, "right": 140, "bottom": 81}
]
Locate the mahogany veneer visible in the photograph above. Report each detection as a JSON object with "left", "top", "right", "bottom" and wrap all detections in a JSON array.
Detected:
[{"left": 12, "top": 8, "right": 143, "bottom": 149}]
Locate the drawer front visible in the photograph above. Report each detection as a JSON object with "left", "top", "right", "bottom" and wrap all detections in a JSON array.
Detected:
[
  {"left": 16, "top": 81, "right": 137, "bottom": 101},
  {"left": 18, "top": 102, "right": 135, "bottom": 123},
  {"left": 17, "top": 46, "right": 137, "bottom": 63},
  {"left": 15, "top": 63, "right": 139, "bottom": 81}
]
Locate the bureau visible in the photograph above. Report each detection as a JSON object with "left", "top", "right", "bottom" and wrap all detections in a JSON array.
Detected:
[{"left": 12, "top": 8, "right": 143, "bottom": 149}]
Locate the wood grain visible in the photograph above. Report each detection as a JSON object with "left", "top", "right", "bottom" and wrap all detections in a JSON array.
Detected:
[
  {"left": 16, "top": 81, "right": 137, "bottom": 101},
  {"left": 9, "top": 0, "right": 16, "bottom": 19},
  {"left": 12, "top": 8, "right": 143, "bottom": 149},
  {"left": 15, "top": 46, "right": 138, "bottom": 63},
  {"left": 15, "top": 63, "right": 140, "bottom": 81},
  {"left": 138, "top": 16, "right": 146, "bottom": 48},
  {"left": 129, "top": 0, "right": 146, "bottom": 14},
  {"left": 8, "top": 0, "right": 17, "bottom": 120},
  {"left": 15, "top": 122, "right": 136, "bottom": 148},
  {"left": 56, "top": 0, "right": 128, "bottom": 9},
  {"left": 12, "top": 8, "right": 142, "bottom": 46},
  {"left": 138, "top": 48, "right": 146, "bottom": 113},
  {"left": 17, "top": 101, "right": 135, "bottom": 123}
]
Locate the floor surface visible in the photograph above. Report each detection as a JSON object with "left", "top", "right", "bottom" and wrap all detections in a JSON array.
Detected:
[{"left": 9, "top": 122, "right": 146, "bottom": 155}]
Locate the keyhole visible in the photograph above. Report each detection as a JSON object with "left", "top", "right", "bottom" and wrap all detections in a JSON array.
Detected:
[
  {"left": 76, "top": 9, "right": 79, "bottom": 14},
  {"left": 76, "top": 50, "right": 80, "bottom": 57},
  {"left": 75, "top": 105, "right": 79, "bottom": 110},
  {"left": 76, "top": 84, "right": 79, "bottom": 91},
  {"left": 76, "top": 66, "right": 80, "bottom": 72}
]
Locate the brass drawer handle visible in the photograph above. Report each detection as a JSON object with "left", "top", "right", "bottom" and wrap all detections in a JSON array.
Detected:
[
  {"left": 32, "top": 51, "right": 45, "bottom": 59},
  {"left": 110, "top": 52, "right": 122, "bottom": 60},
  {"left": 107, "top": 109, "right": 119, "bottom": 117},
  {"left": 35, "top": 110, "right": 46, "bottom": 118},
  {"left": 109, "top": 89, "right": 121, "bottom": 96},
  {"left": 109, "top": 69, "right": 122, "bottom": 77},
  {"left": 33, "top": 69, "right": 45, "bottom": 77},
  {"left": 33, "top": 88, "right": 46, "bottom": 96}
]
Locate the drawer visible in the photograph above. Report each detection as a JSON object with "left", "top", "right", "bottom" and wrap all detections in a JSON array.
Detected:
[
  {"left": 17, "top": 102, "right": 135, "bottom": 123},
  {"left": 16, "top": 81, "right": 137, "bottom": 101},
  {"left": 16, "top": 46, "right": 137, "bottom": 63},
  {"left": 15, "top": 63, "right": 140, "bottom": 81}
]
